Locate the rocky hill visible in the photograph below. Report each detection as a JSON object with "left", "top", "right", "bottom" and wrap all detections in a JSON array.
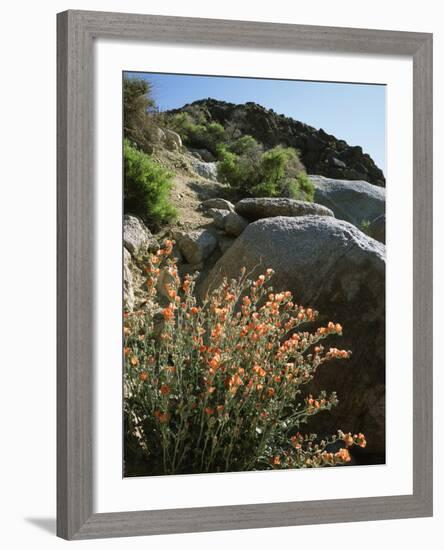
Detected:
[{"left": 169, "top": 98, "right": 385, "bottom": 187}]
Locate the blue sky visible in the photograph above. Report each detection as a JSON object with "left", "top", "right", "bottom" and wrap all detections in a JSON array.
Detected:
[{"left": 125, "top": 72, "right": 386, "bottom": 173}]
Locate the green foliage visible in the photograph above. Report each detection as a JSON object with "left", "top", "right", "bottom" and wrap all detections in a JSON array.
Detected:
[
  {"left": 168, "top": 113, "right": 225, "bottom": 154},
  {"left": 123, "top": 139, "right": 177, "bottom": 228},
  {"left": 216, "top": 135, "right": 263, "bottom": 193},
  {"left": 218, "top": 140, "right": 312, "bottom": 201},
  {"left": 123, "top": 76, "right": 164, "bottom": 153},
  {"left": 168, "top": 112, "right": 195, "bottom": 136},
  {"left": 227, "top": 134, "right": 260, "bottom": 156},
  {"left": 283, "top": 173, "right": 315, "bottom": 202},
  {"left": 261, "top": 146, "right": 301, "bottom": 185}
]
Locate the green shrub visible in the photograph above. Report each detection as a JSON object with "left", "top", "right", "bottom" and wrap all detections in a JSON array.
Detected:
[
  {"left": 123, "top": 76, "right": 165, "bottom": 153},
  {"left": 260, "top": 146, "right": 302, "bottom": 185},
  {"left": 218, "top": 142, "right": 313, "bottom": 201},
  {"left": 168, "top": 112, "right": 195, "bottom": 137},
  {"left": 168, "top": 113, "right": 225, "bottom": 154},
  {"left": 228, "top": 134, "right": 261, "bottom": 156},
  {"left": 124, "top": 139, "right": 177, "bottom": 228},
  {"left": 217, "top": 147, "right": 253, "bottom": 190},
  {"left": 287, "top": 173, "right": 315, "bottom": 202},
  {"left": 216, "top": 135, "right": 263, "bottom": 194}
]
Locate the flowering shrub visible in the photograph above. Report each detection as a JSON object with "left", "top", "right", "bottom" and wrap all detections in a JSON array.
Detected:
[{"left": 124, "top": 240, "right": 366, "bottom": 476}]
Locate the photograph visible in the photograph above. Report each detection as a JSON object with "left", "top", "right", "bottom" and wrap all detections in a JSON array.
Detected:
[{"left": 122, "top": 71, "right": 386, "bottom": 477}]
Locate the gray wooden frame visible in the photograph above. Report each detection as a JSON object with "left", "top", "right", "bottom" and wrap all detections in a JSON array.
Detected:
[{"left": 57, "top": 9, "right": 433, "bottom": 540}]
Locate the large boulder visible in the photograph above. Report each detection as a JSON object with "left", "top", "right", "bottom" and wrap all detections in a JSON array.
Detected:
[
  {"left": 235, "top": 197, "right": 334, "bottom": 221},
  {"left": 123, "top": 215, "right": 159, "bottom": 255},
  {"left": 309, "top": 175, "right": 385, "bottom": 230},
  {"left": 204, "top": 216, "right": 386, "bottom": 461}
]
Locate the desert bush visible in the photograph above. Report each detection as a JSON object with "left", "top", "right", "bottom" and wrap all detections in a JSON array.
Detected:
[
  {"left": 292, "top": 172, "right": 315, "bottom": 202},
  {"left": 260, "top": 146, "right": 304, "bottom": 186},
  {"left": 216, "top": 136, "right": 262, "bottom": 193},
  {"left": 123, "top": 241, "right": 366, "bottom": 476},
  {"left": 217, "top": 142, "right": 313, "bottom": 201},
  {"left": 123, "top": 139, "right": 177, "bottom": 228},
  {"left": 168, "top": 113, "right": 225, "bottom": 154},
  {"left": 123, "top": 76, "right": 165, "bottom": 153}
]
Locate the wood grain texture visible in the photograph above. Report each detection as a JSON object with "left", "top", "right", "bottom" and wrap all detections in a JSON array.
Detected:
[
  {"left": 57, "top": 10, "right": 94, "bottom": 540},
  {"left": 57, "top": 10, "right": 433, "bottom": 540},
  {"left": 412, "top": 34, "right": 433, "bottom": 512}
]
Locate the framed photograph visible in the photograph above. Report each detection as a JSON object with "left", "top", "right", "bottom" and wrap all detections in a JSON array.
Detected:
[{"left": 57, "top": 10, "right": 433, "bottom": 540}]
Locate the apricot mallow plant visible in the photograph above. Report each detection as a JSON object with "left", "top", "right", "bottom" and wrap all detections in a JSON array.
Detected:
[{"left": 124, "top": 240, "right": 366, "bottom": 476}]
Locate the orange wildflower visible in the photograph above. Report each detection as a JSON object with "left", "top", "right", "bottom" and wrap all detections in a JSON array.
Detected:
[
  {"left": 208, "top": 353, "right": 221, "bottom": 370},
  {"left": 139, "top": 371, "right": 148, "bottom": 382},
  {"left": 182, "top": 279, "right": 191, "bottom": 292},
  {"left": 160, "top": 384, "right": 170, "bottom": 396},
  {"left": 253, "top": 275, "right": 266, "bottom": 287},
  {"left": 252, "top": 365, "right": 267, "bottom": 377},
  {"left": 270, "top": 455, "right": 281, "bottom": 466},
  {"left": 227, "top": 373, "right": 243, "bottom": 394},
  {"left": 130, "top": 356, "right": 139, "bottom": 366},
  {"left": 158, "top": 412, "right": 170, "bottom": 424},
  {"left": 162, "top": 305, "right": 175, "bottom": 321},
  {"left": 335, "top": 448, "right": 351, "bottom": 463}
]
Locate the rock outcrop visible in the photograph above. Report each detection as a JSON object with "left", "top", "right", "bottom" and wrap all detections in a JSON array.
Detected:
[
  {"left": 309, "top": 175, "right": 385, "bottom": 229},
  {"left": 204, "top": 216, "right": 386, "bottom": 460}
]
